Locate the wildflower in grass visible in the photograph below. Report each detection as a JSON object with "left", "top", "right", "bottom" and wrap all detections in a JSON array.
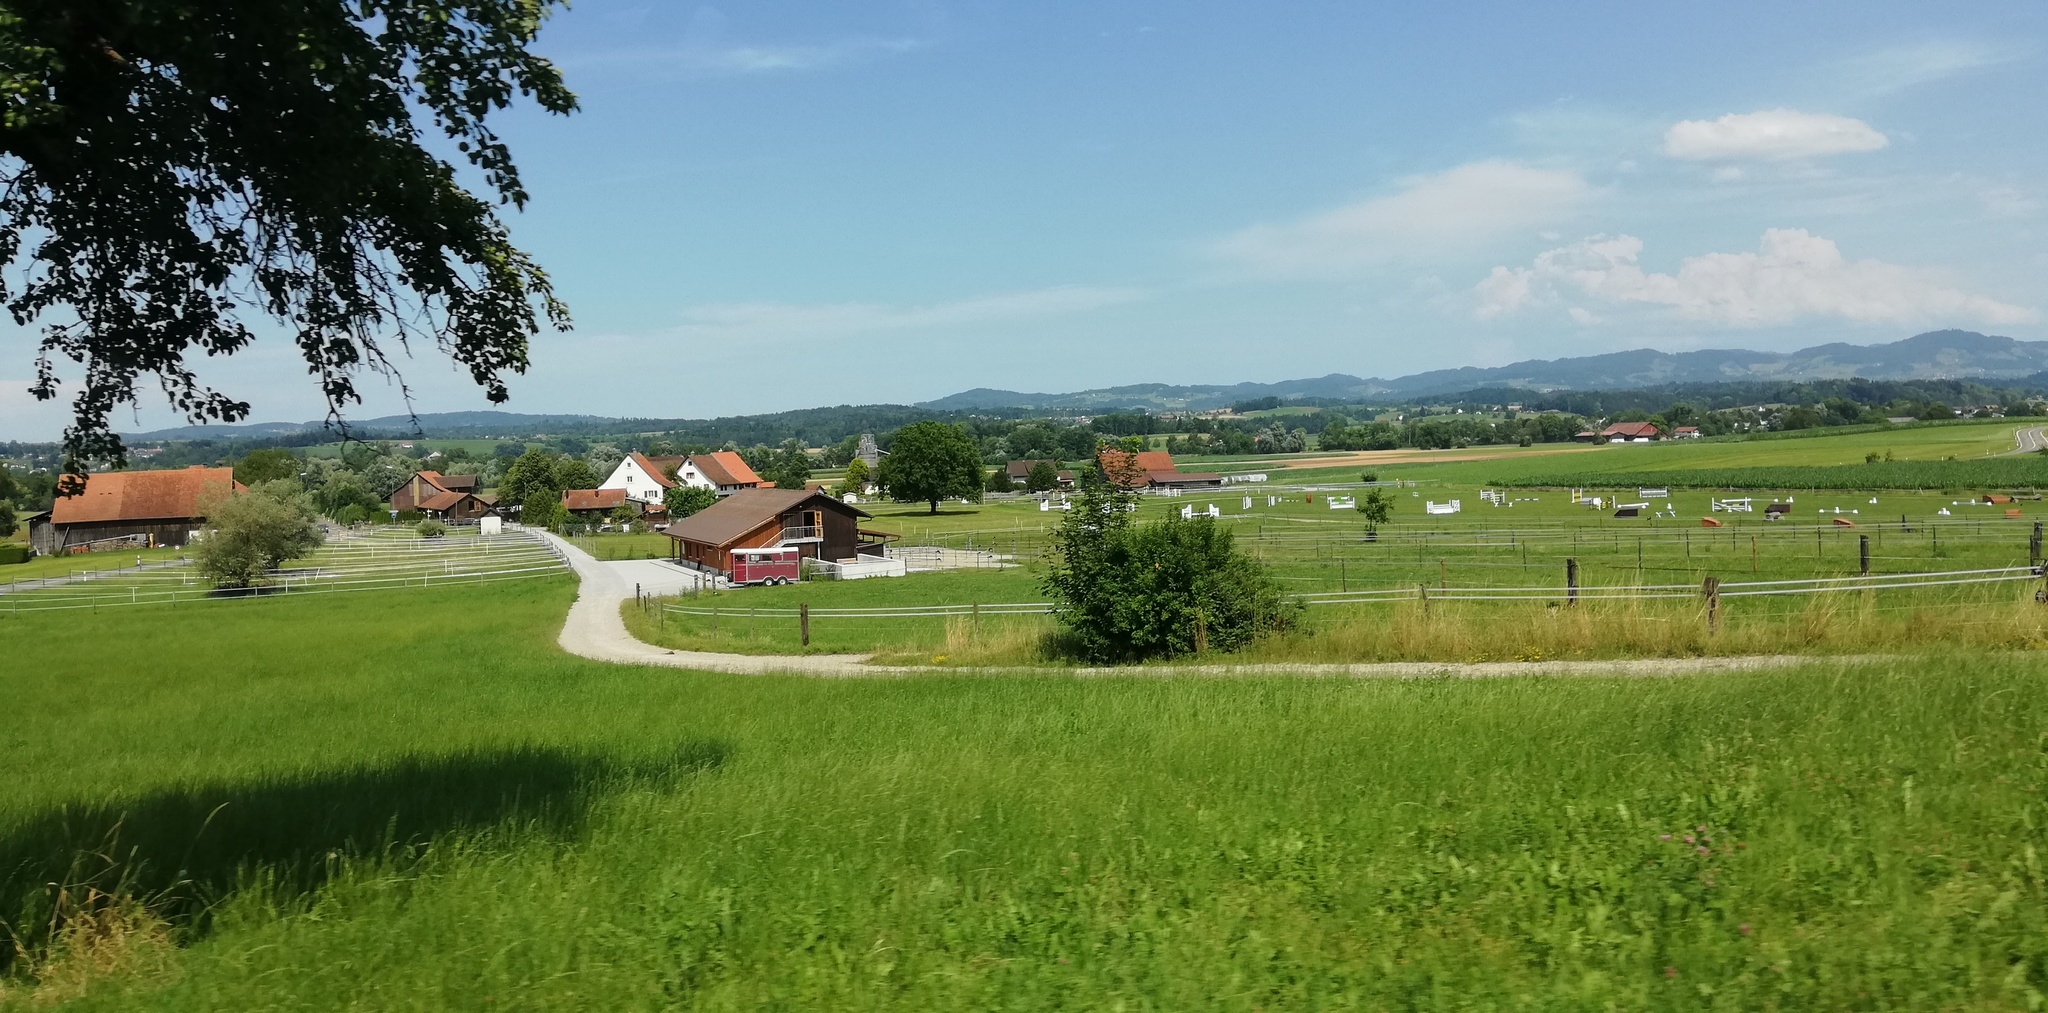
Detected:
[
  {"left": 1697, "top": 845, "right": 1710, "bottom": 855},
  {"left": 1659, "top": 834, "right": 1671, "bottom": 841},
  {"left": 1665, "top": 966, "right": 1678, "bottom": 979},
  {"left": 1740, "top": 923, "right": 1753, "bottom": 936}
]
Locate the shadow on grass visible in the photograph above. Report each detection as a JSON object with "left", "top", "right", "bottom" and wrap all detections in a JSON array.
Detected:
[{"left": 0, "top": 741, "right": 729, "bottom": 971}]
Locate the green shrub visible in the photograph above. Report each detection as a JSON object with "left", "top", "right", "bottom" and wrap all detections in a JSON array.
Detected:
[
  {"left": 0, "top": 543, "right": 31, "bottom": 565},
  {"left": 1044, "top": 451, "right": 1297, "bottom": 662},
  {"left": 394, "top": 509, "right": 424, "bottom": 524},
  {"left": 416, "top": 519, "right": 448, "bottom": 538}
]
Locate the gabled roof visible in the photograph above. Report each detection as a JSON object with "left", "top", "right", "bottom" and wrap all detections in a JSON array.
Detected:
[
  {"left": 562, "top": 488, "right": 629, "bottom": 512},
  {"left": 1601, "top": 422, "right": 1663, "bottom": 438},
  {"left": 661, "top": 488, "right": 870, "bottom": 549},
  {"left": 417, "top": 490, "right": 472, "bottom": 512},
  {"left": 691, "top": 451, "right": 762, "bottom": 487},
  {"left": 50, "top": 466, "right": 242, "bottom": 525},
  {"left": 627, "top": 452, "right": 680, "bottom": 489},
  {"left": 1006, "top": 459, "right": 1058, "bottom": 478},
  {"left": 391, "top": 469, "right": 478, "bottom": 499}
]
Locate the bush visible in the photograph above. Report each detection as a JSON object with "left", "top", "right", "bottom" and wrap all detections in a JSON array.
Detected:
[
  {"left": 0, "top": 543, "right": 31, "bottom": 565},
  {"left": 394, "top": 509, "right": 424, "bottom": 524},
  {"left": 1043, "top": 468, "right": 1297, "bottom": 662},
  {"left": 417, "top": 519, "right": 448, "bottom": 538}
]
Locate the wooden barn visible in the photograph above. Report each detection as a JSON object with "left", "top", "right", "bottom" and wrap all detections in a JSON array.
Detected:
[
  {"left": 31, "top": 466, "right": 243, "bottom": 554},
  {"left": 660, "top": 488, "right": 886, "bottom": 577},
  {"left": 389, "top": 470, "right": 481, "bottom": 513}
]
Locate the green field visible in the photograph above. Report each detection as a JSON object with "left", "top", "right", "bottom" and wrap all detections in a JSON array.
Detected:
[{"left": 4, "top": 580, "right": 2048, "bottom": 1009}]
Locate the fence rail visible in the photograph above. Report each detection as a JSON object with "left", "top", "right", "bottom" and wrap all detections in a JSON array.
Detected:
[
  {"left": 658, "top": 565, "right": 2048, "bottom": 625},
  {"left": 0, "top": 528, "right": 572, "bottom": 614}
]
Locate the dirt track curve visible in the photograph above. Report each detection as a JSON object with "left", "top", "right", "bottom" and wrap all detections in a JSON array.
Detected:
[{"left": 541, "top": 533, "right": 1884, "bottom": 680}]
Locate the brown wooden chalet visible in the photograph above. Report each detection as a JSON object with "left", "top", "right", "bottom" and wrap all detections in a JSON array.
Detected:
[
  {"left": 30, "top": 466, "right": 242, "bottom": 553},
  {"left": 390, "top": 471, "right": 486, "bottom": 515},
  {"left": 660, "top": 488, "right": 888, "bottom": 577}
]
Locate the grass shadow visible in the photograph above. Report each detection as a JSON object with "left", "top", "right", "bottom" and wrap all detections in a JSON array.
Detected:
[{"left": 0, "top": 741, "right": 729, "bottom": 971}]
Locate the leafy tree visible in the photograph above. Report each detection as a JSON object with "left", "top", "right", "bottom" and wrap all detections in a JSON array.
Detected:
[
  {"left": 763, "top": 439, "right": 811, "bottom": 491},
  {"left": 551, "top": 456, "right": 599, "bottom": 492},
  {"left": 1043, "top": 464, "right": 1295, "bottom": 662},
  {"left": 842, "top": 458, "right": 871, "bottom": 492},
  {"left": 608, "top": 503, "right": 639, "bottom": 528},
  {"left": 1354, "top": 489, "right": 1394, "bottom": 534},
  {"left": 192, "top": 481, "right": 325, "bottom": 589},
  {"left": 2, "top": 0, "right": 576, "bottom": 470},
  {"left": 313, "top": 471, "right": 382, "bottom": 520},
  {"left": 0, "top": 466, "right": 20, "bottom": 537},
  {"left": 664, "top": 485, "right": 717, "bottom": 519},
  {"left": 877, "top": 422, "right": 983, "bottom": 513},
  {"left": 1025, "top": 460, "right": 1061, "bottom": 493},
  {"left": 984, "top": 467, "right": 1016, "bottom": 494},
  {"left": 519, "top": 495, "right": 564, "bottom": 531},
  {"left": 501, "top": 448, "right": 562, "bottom": 508},
  {"left": 233, "top": 448, "right": 301, "bottom": 486}
]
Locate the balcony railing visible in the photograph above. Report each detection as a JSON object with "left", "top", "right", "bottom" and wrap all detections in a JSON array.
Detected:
[{"left": 779, "top": 525, "right": 822, "bottom": 543}]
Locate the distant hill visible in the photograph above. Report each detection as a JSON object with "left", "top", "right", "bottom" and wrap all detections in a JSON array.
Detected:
[
  {"left": 922, "top": 330, "right": 2048, "bottom": 412},
  {"left": 121, "top": 411, "right": 614, "bottom": 442}
]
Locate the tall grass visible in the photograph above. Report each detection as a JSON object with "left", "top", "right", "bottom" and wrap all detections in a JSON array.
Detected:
[{"left": 6, "top": 579, "right": 2048, "bottom": 1008}]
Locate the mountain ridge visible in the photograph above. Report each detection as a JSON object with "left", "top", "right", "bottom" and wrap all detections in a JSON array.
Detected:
[{"left": 917, "top": 330, "right": 2048, "bottom": 412}]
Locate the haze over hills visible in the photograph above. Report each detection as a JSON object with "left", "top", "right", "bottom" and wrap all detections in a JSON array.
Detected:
[
  {"left": 112, "top": 330, "right": 2048, "bottom": 442},
  {"left": 920, "top": 331, "right": 2048, "bottom": 412}
]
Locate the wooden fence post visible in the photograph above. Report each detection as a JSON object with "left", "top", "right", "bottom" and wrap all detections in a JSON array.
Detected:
[
  {"left": 2031, "top": 520, "right": 2042, "bottom": 565},
  {"left": 800, "top": 602, "right": 810, "bottom": 647},
  {"left": 1565, "top": 558, "right": 1578, "bottom": 607},
  {"left": 1419, "top": 584, "right": 1430, "bottom": 616},
  {"left": 1860, "top": 535, "right": 1870, "bottom": 576},
  {"left": 1703, "top": 576, "right": 1720, "bottom": 634},
  {"left": 1751, "top": 535, "right": 1758, "bottom": 573}
]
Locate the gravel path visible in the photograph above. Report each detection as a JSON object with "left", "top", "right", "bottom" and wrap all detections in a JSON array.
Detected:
[
  {"left": 2007, "top": 425, "right": 2048, "bottom": 455},
  {"left": 541, "top": 533, "right": 1881, "bottom": 680}
]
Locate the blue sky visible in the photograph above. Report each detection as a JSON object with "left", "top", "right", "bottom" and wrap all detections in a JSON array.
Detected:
[{"left": 5, "top": 0, "right": 2047, "bottom": 439}]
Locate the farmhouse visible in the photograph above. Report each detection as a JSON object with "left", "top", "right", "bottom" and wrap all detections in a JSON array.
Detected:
[
  {"left": 1672, "top": 426, "right": 1702, "bottom": 439},
  {"left": 390, "top": 470, "right": 481, "bottom": 513},
  {"left": 661, "top": 488, "right": 888, "bottom": 577},
  {"left": 675, "top": 451, "right": 764, "bottom": 497},
  {"left": 598, "top": 452, "right": 684, "bottom": 507},
  {"left": 1004, "top": 460, "right": 1075, "bottom": 489},
  {"left": 1097, "top": 448, "right": 1223, "bottom": 490},
  {"left": 1599, "top": 422, "right": 1664, "bottom": 443},
  {"left": 30, "top": 465, "right": 242, "bottom": 554},
  {"left": 561, "top": 488, "right": 631, "bottom": 522}
]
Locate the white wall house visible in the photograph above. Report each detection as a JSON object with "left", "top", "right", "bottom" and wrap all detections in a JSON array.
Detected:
[
  {"left": 674, "top": 451, "right": 765, "bottom": 497},
  {"left": 598, "top": 452, "right": 681, "bottom": 506}
]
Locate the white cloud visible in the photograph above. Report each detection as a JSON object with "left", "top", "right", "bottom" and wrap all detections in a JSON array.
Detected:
[
  {"left": 1663, "top": 109, "right": 1888, "bottom": 161},
  {"left": 1206, "top": 161, "right": 1592, "bottom": 278},
  {"left": 1474, "top": 229, "right": 2037, "bottom": 327},
  {"left": 660, "top": 286, "right": 1150, "bottom": 343}
]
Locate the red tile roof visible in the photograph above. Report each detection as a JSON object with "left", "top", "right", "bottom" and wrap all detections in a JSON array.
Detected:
[
  {"left": 562, "top": 488, "right": 628, "bottom": 512},
  {"left": 692, "top": 451, "right": 762, "bottom": 488},
  {"left": 628, "top": 452, "right": 680, "bottom": 489},
  {"left": 1098, "top": 448, "right": 1183, "bottom": 488},
  {"left": 1600, "top": 422, "right": 1663, "bottom": 438},
  {"left": 50, "top": 467, "right": 242, "bottom": 525}
]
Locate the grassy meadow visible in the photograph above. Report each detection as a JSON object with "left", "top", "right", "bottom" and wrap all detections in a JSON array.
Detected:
[{"left": 4, "top": 578, "right": 2048, "bottom": 1009}]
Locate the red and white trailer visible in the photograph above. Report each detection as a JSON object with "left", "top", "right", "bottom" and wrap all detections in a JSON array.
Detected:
[{"left": 730, "top": 546, "right": 801, "bottom": 586}]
